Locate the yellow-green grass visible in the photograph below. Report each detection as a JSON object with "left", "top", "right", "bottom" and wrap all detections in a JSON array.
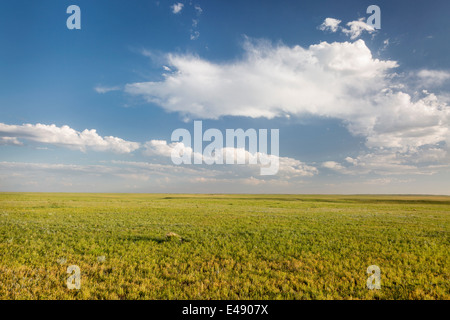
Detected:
[{"left": 0, "top": 193, "right": 448, "bottom": 299}]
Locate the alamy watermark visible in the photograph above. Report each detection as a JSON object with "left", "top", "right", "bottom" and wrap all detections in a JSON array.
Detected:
[
  {"left": 366, "top": 265, "right": 381, "bottom": 290},
  {"left": 366, "top": 5, "right": 381, "bottom": 30},
  {"left": 170, "top": 121, "right": 280, "bottom": 175},
  {"left": 66, "top": 265, "right": 81, "bottom": 290},
  {"left": 66, "top": 5, "right": 81, "bottom": 30}
]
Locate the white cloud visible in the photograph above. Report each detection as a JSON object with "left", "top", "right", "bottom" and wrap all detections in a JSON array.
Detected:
[
  {"left": 142, "top": 139, "right": 317, "bottom": 178},
  {"left": 359, "top": 91, "right": 450, "bottom": 150},
  {"left": 171, "top": 3, "right": 184, "bottom": 14},
  {"left": 341, "top": 18, "right": 375, "bottom": 40},
  {"left": 319, "top": 17, "right": 376, "bottom": 39},
  {"left": 0, "top": 160, "right": 278, "bottom": 193},
  {"left": 0, "top": 161, "right": 172, "bottom": 192},
  {"left": 343, "top": 153, "right": 423, "bottom": 175},
  {"left": 417, "top": 69, "right": 450, "bottom": 86},
  {"left": 94, "top": 85, "right": 121, "bottom": 94},
  {"left": 125, "top": 39, "right": 397, "bottom": 119},
  {"left": 190, "top": 30, "right": 200, "bottom": 40},
  {"left": 0, "top": 156, "right": 316, "bottom": 193},
  {"left": 362, "top": 178, "right": 414, "bottom": 185},
  {"left": 278, "top": 157, "right": 318, "bottom": 177},
  {"left": 190, "top": 15, "right": 201, "bottom": 40},
  {"left": 326, "top": 147, "right": 450, "bottom": 176},
  {"left": 143, "top": 139, "right": 187, "bottom": 158},
  {"left": 322, "top": 161, "right": 345, "bottom": 171},
  {"left": 0, "top": 123, "right": 319, "bottom": 179},
  {"left": 0, "top": 123, "right": 140, "bottom": 154},
  {"left": 124, "top": 38, "right": 450, "bottom": 159},
  {"left": 194, "top": 5, "right": 202, "bottom": 15},
  {"left": 111, "top": 160, "right": 214, "bottom": 176},
  {"left": 0, "top": 137, "right": 23, "bottom": 146},
  {"left": 319, "top": 18, "right": 341, "bottom": 33}
]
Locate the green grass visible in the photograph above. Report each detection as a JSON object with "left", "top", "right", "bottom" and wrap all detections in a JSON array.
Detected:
[{"left": 0, "top": 193, "right": 449, "bottom": 299}]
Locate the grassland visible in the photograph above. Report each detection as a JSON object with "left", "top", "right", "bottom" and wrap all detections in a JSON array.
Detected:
[{"left": 0, "top": 193, "right": 449, "bottom": 300}]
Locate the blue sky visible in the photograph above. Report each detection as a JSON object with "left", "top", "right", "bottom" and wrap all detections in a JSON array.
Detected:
[{"left": 1, "top": 0, "right": 450, "bottom": 194}]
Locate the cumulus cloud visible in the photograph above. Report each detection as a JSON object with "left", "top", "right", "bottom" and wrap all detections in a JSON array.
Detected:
[
  {"left": 125, "top": 39, "right": 397, "bottom": 119},
  {"left": 0, "top": 123, "right": 140, "bottom": 153},
  {"left": 143, "top": 139, "right": 187, "bottom": 158},
  {"left": 123, "top": 37, "right": 450, "bottom": 175},
  {"left": 125, "top": 38, "right": 450, "bottom": 159},
  {"left": 278, "top": 156, "right": 318, "bottom": 177},
  {"left": 142, "top": 139, "right": 317, "bottom": 178},
  {"left": 171, "top": 3, "right": 184, "bottom": 14},
  {"left": 0, "top": 122, "right": 319, "bottom": 178},
  {"left": 319, "top": 18, "right": 341, "bottom": 33}
]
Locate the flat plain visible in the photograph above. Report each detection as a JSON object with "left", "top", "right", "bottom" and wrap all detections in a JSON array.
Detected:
[{"left": 0, "top": 193, "right": 448, "bottom": 299}]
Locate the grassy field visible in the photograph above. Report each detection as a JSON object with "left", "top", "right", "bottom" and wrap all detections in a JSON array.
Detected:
[{"left": 0, "top": 193, "right": 448, "bottom": 300}]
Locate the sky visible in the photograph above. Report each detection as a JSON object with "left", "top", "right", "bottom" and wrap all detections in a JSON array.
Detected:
[{"left": 1, "top": 0, "right": 450, "bottom": 194}]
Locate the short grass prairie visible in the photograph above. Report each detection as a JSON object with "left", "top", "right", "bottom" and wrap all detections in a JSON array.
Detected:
[{"left": 0, "top": 193, "right": 448, "bottom": 299}]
